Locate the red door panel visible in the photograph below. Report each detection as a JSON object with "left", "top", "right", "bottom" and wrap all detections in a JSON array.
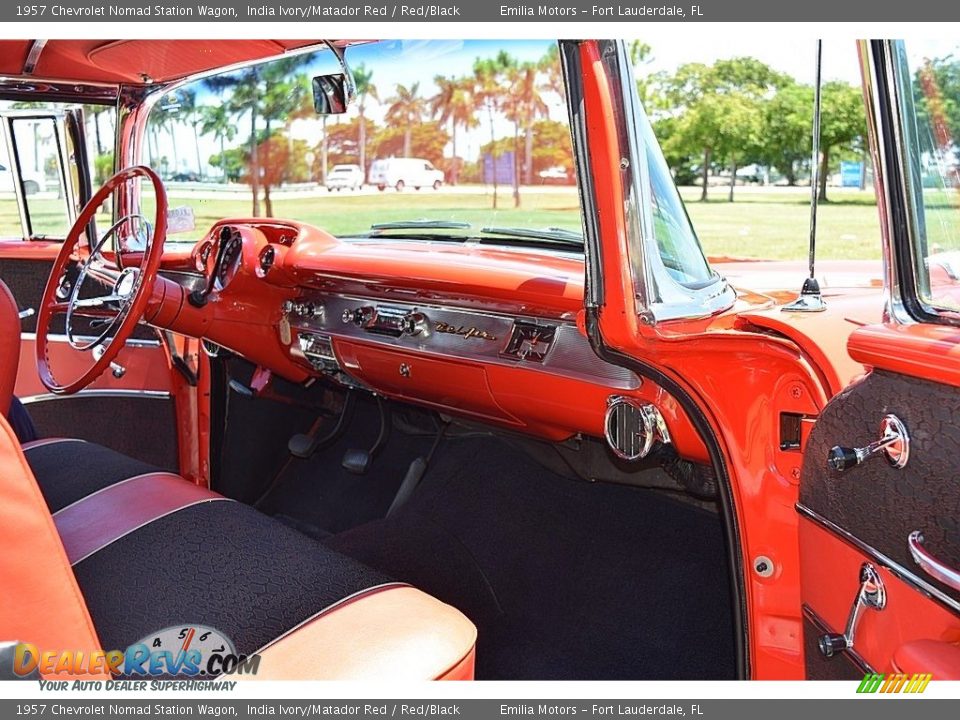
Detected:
[{"left": 798, "top": 327, "right": 960, "bottom": 679}]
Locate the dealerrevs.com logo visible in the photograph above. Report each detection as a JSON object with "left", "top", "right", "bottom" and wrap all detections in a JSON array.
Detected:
[
  {"left": 857, "top": 673, "right": 933, "bottom": 694},
  {"left": 12, "top": 625, "right": 260, "bottom": 679}
]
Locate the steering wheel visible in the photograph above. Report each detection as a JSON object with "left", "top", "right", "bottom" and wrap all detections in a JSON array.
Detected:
[{"left": 36, "top": 166, "right": 167, "bottom": 394}]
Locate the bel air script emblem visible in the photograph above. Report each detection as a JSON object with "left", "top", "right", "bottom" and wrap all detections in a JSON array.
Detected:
[{"left": 434, "top": 321, "right": 497, "bottom": 342}]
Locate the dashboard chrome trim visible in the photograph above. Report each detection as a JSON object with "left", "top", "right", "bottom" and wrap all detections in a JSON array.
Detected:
[{"left": 291, "top": 293, "right": 641, "bottom": 390}]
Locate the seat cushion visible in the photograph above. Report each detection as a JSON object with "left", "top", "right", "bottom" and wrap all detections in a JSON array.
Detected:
[
  {"left": 72, "top": 500, "right": 397, "bottom": 660},
  {"left": 23, "top": 438, "right": 160, "bottom": 513},
  {"left": 20, "top": 436, "right": 478, "bottom": 680},
  {"left": 0, "top": 279, "right": 20, "bottom": 419}
]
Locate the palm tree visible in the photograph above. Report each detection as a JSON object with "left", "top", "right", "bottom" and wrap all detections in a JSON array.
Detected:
[
  {"left": 205, "top": 55, "right": 311, "bottom": 216},
  {"left": 430, "top": 75, "right": 477, "bottom": 185},
  {"left": 473, "top": 52, "right": 515, "bottom": 209},
  {"left": 178, "top": 89, "right": 204, "bottom": 178},
  {"left": 507, "top": 62, "right": 549, "bottom": 194},
  {"left": 353, "top": 64, "right": 378, "bottom": 175},
  {"left": 538, "top": 44, "right": 565, "bottom": 99},
  {"left": 385, "top": 82, "right": 428, "bottom": 157},
  {"left": 200, "top": 104, "right": 237, "bottom": 184}
]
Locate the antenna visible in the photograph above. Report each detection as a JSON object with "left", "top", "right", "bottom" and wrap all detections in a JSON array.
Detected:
[{"left": 783, "top": 39, "right": 826, "bottom": 313}]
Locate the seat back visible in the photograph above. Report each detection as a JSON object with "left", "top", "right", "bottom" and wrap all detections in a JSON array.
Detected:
[
  {"left": 0, "top": 412, "right": 107, "bottom": 678},
  {"left": 0, "top": 278, "right": 19, "bottom": 418}
]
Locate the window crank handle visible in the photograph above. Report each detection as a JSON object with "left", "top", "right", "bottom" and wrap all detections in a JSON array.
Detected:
[{"left": 826, "top": 414, "right": 909, "bottom": 472}]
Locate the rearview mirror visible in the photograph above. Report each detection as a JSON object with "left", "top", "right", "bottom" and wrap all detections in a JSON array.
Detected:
[{"left": 312, "top": 74, "right": 351, "bottom": 115}]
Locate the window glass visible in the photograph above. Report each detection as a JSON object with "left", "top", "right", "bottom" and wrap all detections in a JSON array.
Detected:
[
  {"left": 636, "top": 106, "right": 715, "bottom": 288},
  {"left": 0, "top": 102, "right": 116, "bottom": 240},
  {"left": 10, "top": 117, "right": 70, "bottom": 238},
  {"left": 896, "top": 41, "right": 960, "bottom": 314},
  {"left": 0, "top": 141, "right": 20, "bottom": 237},
  {"left": 143, "top": 40, "right": 582, "bottom": 248}
]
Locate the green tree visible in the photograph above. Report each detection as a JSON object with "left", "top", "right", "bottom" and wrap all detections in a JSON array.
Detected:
[
  {"left": 430, "top": 75, "right": 477, "bottom": 185},
  {"left": 506, "top": 62, "right": 549, "bottom": 193},
  {"left": 473, "top": 51, "right": 515, "bottom": 208},
  {"left": 760, "top": 82, "right": 813, "bottom": 185},
  {"left": 913, "top": 57, "right": 960, "bottom": 156},
  {"left": 208, "top": 146, "right": 246, "bottom": 182},
  {"left": 200, "top": 104, "right": 237, "bottom": 184},
  {"left": 658, "top": 57, "right": 787, "bottom": 201},
  {"left": 353, "top": 64, "right": 379, "bottom": 175},
  {"left": 628, "top": 41, "right": 656, "bottom": 106},
  {"left": 539, "top": 44, "right": 564, "bottom": 99},
  {"left": 385, "top": 82, "right": 428, "bottom": 158},
  {"left": 372, "top": 121, "right": 450, "bottom": 167},
  {"left": 176, "top": 89, "right": 205, "bottom": 178},
  {"left": 205, "top": 55, "right": 311, "bottom": 216},
  {"left": 818, "top": 81, "right": 867, "bottom": 202}
]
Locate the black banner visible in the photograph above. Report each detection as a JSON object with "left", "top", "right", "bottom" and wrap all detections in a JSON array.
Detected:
[{"left": 0, "top": 0, "right": 954, "bottom": 23}]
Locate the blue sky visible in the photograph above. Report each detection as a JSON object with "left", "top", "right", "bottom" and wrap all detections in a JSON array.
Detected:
[{"left": 146, "top": 37, "right": 891, "bottom": 175}]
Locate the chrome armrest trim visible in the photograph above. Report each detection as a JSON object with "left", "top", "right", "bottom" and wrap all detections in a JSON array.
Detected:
[
  {"left": 797, "top": 502, "right": 960, "bottom": 616},
  {"left": 19, "top": 389, "right": 172, "bottom": 405}
]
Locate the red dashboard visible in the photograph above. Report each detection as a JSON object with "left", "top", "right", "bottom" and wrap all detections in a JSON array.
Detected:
[{"left": 146, "top": 219, "right": 710, "bottom": 463}]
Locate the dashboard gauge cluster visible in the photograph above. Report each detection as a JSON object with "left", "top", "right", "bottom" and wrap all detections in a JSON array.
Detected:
[{"left": 214, "top": 226, "right": 244, "bottom": 290}]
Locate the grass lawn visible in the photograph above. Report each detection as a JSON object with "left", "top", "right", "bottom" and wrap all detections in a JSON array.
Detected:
[
  {"left": 2, "top": 185, "right": 886, "bottom": 261},
  {"left": 679, "top": 187, "right": 883, "bottom": 260}
]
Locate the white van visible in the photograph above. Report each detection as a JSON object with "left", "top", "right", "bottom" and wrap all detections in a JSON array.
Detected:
[
  {"left": 368, "top": 158, "right": 444, "bottom": 191},
  {"left": 0, "top": 162, "right": 44, "bottom": 195}
]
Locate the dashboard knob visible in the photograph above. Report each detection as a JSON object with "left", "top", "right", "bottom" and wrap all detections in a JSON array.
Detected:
[
  {"left": 292, "top": 301, "right": 323, "bottom": 319},
  {"left": 342, "top": 306, "right": 374, "bottom": 326},
  {"left": 402, "top": 312, "right": 429, "bottom": 336}
]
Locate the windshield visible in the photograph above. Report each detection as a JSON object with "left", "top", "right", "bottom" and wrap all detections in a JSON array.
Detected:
[{"left": 142, "top": 40, "right": 582, "bottom": 247}]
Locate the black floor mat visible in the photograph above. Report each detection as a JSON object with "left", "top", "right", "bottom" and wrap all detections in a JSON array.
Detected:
[
  {"left": 257, "top": 397, "right": 434, "bottom": 534},
  {"left": 324, "top": 435, "right": 737, "bottom": 680}
]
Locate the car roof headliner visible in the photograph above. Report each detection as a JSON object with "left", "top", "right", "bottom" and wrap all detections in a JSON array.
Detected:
[{"left": 0, "top": 39, "right": 353, "bottom": 87}]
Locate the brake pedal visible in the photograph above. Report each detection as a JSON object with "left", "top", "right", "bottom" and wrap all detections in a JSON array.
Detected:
[
  {"left": 341, "top": 398, "right": 390, "bottom": 475},
  {"left": 341, "top": 448, "right": 372, "bottom": 475},
  {"left": 287, "top": 393, "right": 355, "bottom": 459}
]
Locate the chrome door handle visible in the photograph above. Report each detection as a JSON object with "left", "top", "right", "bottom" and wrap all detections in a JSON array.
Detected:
[
  {"left": 827, "top": 414, "right": 910, "bottom": 472},
  {"left": 18, "top": 308, "right": 35, "bottom": 321},
  {"left": 908, "top": 531, "right": 960, "bottom": 592}
]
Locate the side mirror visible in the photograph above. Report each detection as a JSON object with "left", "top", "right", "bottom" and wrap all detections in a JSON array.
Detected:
[{"left": 312, "top": 74, "right": 351, "bottom": 115}]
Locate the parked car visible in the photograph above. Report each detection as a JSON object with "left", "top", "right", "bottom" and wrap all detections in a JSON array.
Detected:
[
  {"left": 537, "top": 165, "right": 573, "bottom": 185},
  {"left": 368, "top": 157, "right": 443, "bottom": 191},
  {"left": 324, "top": 164, "right": 363, "bottom": 191},
  {"left": 168, "top": 171, "right": 201, "bottom": 182},
  {"left": 0, "top": 38, "right": 958, "bottom": 685},
  {"left": 0, "top": 162, "right": 43, "bottom": 195}
]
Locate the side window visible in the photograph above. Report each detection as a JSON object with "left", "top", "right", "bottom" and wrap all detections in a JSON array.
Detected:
[
  {"left": 7, "top": 116, "right": 70, "bottom": 238},
  {"left": 0, "top": 104, "right": 113, "bottom": 241},
  {"left": 896, "top": 41, "right": 960, "bottom": 317},
  {"left": 0, "top": 147, "right": 20, "bottom": 237}
]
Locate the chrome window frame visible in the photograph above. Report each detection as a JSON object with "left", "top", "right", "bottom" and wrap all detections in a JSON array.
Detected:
[
  {"left": 861, "top": 38, "right": 960, "bottom": 326},
  {"left": 0, "top": 109, "right": 78, "bottom": 240},
  {"left": 613, "top": 41, "right": 737, "bottom": 323}
]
